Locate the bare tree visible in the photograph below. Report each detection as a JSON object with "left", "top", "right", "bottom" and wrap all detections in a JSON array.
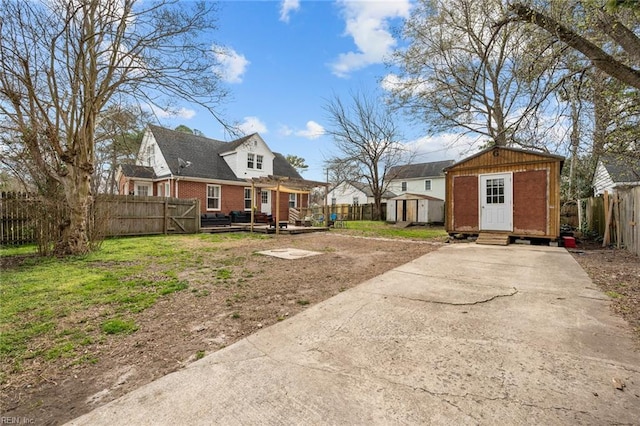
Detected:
[
  {"left": 506, "top": 2, "right": 640, "bottom": 90},
  {"left": 387, "top": 0, "right": 564, "bottom": 148},
  {"left": 0, "top": 0, "right": 229, "bottom": 255},
  {"left": 323, "top": 90, "right": 412, "bottom": 220}
]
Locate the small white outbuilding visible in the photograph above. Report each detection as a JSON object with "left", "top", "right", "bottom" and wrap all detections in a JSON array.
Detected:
[{"left": 386, "top": 193, "right": 444, "bottom": 224}]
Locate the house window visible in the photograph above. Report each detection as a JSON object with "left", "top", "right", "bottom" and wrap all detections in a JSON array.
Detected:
[
  {"left": 289, "top": 193, "right": 297, "bottom": 208},
  {"left": 244, "top": 188, "right": 252, "bottom": 210},
  {"left": 486, "top": 178, "right": 505, "bottom": 204},
  {"left": 157, "top": 183, "right": 164, "bottom": 196},
  {"left": 256, "top": 155, "right": 263, "bottom": 170},
  {"left": 247, "top": 153, "right": 254, "bottom": 169},
  {"left": 353, "top": 197, "right": 359, "bottom": 206},
  {"left": 331, "top": 197, "right": 336, "bottom": 205},
  {"left": 136, "top": 184, "right": 150, "bottom": 196},
  {"left": 425, "top": 180, "right": 432, "bottom": 191},
  {"left": 164, "top": 182, "right": 170, "bottom": 197},
  {"left": 207, "top": 185, "right": 221, "bottom": 210},
  {"left": 261, "top": 190, "right": 269, "bottom": 204},
  {"left": 401, "top": 181, "right": 407, "bottom": 191}
]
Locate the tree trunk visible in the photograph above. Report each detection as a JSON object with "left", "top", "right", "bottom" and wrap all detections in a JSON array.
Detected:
[
  {"left": 568, "top": 90, "right": 581, "bottom": 200},
  {"left": 56, "top": 166, "right": 92, "bottom": 256}
]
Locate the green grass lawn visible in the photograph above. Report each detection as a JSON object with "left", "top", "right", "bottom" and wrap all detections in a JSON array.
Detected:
[
  {"left": 337, "top": 220, "right": 448, "bottom": 240},
  {"left": 0, "top": 233, "right": 266, "bottom": 379}
]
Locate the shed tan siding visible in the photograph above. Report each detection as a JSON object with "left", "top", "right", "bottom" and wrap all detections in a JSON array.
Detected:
[{"left": 445, "top": 147, "right": 563, "bottom": 239}]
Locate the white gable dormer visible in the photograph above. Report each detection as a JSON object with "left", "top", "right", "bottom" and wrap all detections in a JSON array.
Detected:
[
  {"left": 220, "top": 134, "right": 275, "bottom": 179},
  {"left": 137, "top": 128, "right": 170, "bottom": 177}
]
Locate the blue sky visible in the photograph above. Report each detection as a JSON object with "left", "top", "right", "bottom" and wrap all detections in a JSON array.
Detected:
[{"left": 153, "top": 0, "right": 470, "bottom": 182}]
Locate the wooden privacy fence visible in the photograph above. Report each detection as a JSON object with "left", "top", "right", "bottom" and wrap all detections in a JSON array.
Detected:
[
  {"left": 1, "top": 193, "right": 200, "bottom": 245},
  {"left": 604, "top": 187, "right": 639, "bottom": 256},
  {"left": 97, "top": 195, "right": 200, "bottom": 237},
  {"left": 300, "top": 203, "right": 386, "bottom": 222},
  {"left": 561, "top": 188, "right": 639, "bottom": 256}
]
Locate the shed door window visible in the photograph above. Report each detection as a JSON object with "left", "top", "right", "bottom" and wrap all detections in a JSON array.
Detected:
[{"left": 485, "top": 178, "right": 505, "bottom": 204}]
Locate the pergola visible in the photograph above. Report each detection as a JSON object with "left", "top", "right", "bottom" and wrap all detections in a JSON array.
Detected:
[{"left": 247, "top": 175, "right": 329, "bottom": 234}]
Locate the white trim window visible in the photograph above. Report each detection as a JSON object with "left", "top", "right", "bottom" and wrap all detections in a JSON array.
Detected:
[
  {"left": 256, "top": 154, "right": 263, "bottom": 170},
  {"left": 288, "top": 193, "right": 297, "bottom": 208},
  {"left": 247, "top": 153, "right": 255, "bottom": 169},
  {"left": 353, "top": 197, "right": 359, "bottom": 206},
  {"left": 401, "top": 181, "right": 407, "bottom": 192},
  {"left": 207, "top": 185, "right": 221, "bottom": 210},
  {"left": 136, "top": 183, "right": 151, "bottom": 196},
  {"left": 261, "top": 190, "right": 269, "bottom": 204},
  {"left": 244, "top": 188, "right": 252, "bottom": 210},
  {"left": 424, "top": 179, "right": 432, "bottom": 191}
]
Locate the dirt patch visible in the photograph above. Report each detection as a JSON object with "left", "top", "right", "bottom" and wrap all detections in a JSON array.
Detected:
[
  {"left": 570, "top": 240, "right": 640, "bottom": 342},
  {"left": 1, "top": 232, "right": 442, "bottom": 425},
  {"left": 2, "top": 232, "right": 638, "bottom": 425}
]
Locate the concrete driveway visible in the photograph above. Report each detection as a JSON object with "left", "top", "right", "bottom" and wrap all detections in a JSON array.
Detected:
[{"left": 68, "top": 244, "right": 640, "bottom": 425}]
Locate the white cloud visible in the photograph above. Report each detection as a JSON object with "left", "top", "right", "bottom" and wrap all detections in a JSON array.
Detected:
[
  {"left": 295, "top": 121, "right": 325, "bottom": 139},
  {"left": 213, "top": 46, "right": 250, "bottom": 84},
  {"left": 279, "top": 0, "right": 300, "bottom": 23},
  {"left": 278, "top": 124, "right": 294, "bottom": 136},
  {"left": 331, "top": 0, "right": 412, "bottom": 78},
  {"left": 238, "top": 116, "right": 268, "bottom": 135},
  {"left": 381, "top": 73, "right": 433, "bottom": 96},
  {"left": 146, "top": 104, "right": 196, "bottom": 120},
  {"left": 407, "top": 133, "right": 483, "bottom": 162}
]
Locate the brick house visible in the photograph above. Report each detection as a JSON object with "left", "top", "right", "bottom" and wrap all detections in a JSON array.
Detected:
[{"left": 117, "top": 125, "right": 320, "bottom": 220}]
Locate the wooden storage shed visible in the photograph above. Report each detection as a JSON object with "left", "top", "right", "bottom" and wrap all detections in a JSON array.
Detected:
[
  {"left": 444, "top": 146, "right": 564, "bottom": 243},
  {"left": 387, "top": 193, "right": 444, "bottom": 224}
]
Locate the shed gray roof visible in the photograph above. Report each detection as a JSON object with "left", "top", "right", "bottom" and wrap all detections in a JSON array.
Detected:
[
  {"left": 387, "top": 160, "right": 455, "bottom": 179},
  {"left": 600, "top": 154, "right": 640, "bottom": 183},
  {"left": 147, "top": 125, "right": 302, "bottom": 181}
]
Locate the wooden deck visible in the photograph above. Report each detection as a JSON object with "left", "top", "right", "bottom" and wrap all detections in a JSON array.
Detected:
[{"left": 200, "top": 224, "right": 330, "bottom": 235}]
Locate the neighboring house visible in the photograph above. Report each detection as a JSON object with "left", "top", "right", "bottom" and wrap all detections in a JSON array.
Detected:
[
  {"left": 592, "top": 154, "right": 640, "bottom": 195},
  {"left": 117, "top": 125, "right": 318, "bottom": 220},
  {"left": 444, "top": 146, "right": 565, "bottom": 242},
  {"left": 386, "top": 160, "right": 455, "bottom": 201},
  {"left": 326, "top": 181, "right": 396, "bottom": 206}
]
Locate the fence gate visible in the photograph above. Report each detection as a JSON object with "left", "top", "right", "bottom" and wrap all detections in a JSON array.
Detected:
[
  {"left": 98, "top": 195, "right": 199, "bottom": 236},
  {"left": 166, "top": 199, "right": 199, "bottom": 233}
]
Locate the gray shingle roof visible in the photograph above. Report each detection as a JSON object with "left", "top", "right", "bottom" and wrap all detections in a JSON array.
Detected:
[
  {"left": 147, "top": 125, "right": 301, "bottom": 181},
  {"left": 349, "top": 181, "right": 397, "bottom": 199},
  {"left": 386, "top": 160, "right": 455, "bottom": 179},
  {"left": 120, "top": 164, "right": 156, "bottom": 179},
  {"left": 600, "top": 154, "right": 640, "bottom": 183}
]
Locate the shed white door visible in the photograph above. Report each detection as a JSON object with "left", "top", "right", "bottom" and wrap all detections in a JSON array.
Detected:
[{"left": 480, "top": 173, "right": 512, "bottom": 231}]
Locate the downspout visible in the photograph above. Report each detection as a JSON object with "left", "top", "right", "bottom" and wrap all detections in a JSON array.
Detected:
[
  {"left": 276, "top": 182, "right": 281, "bottom": 235},
  {"left": 250, "top": 181, "right": 255, "bottom": 233}
]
